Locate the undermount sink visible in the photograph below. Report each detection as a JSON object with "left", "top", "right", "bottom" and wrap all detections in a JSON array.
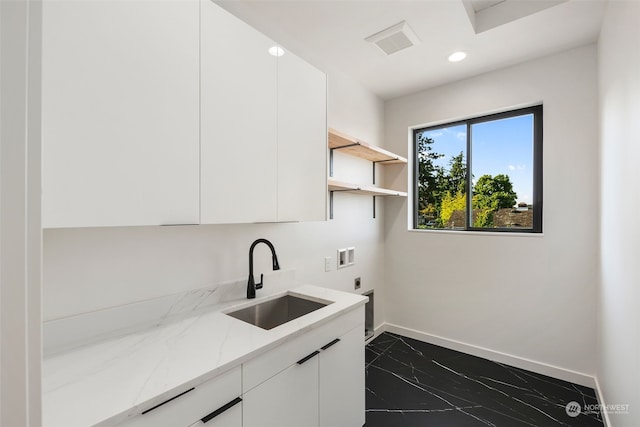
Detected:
[{"left": 226, "top": 294, "right": 331, "bottom": 330}]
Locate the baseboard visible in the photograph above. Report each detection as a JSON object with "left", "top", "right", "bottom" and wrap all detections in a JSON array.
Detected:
[
  {"left": 368, "top": 324, "right": 386, "bottom": 342},
  {"left": 594, "top": 376, "right": 612, "bottom": 427},
  {"left": 381, "top": 323, "right": 596, "bottom": 388}
]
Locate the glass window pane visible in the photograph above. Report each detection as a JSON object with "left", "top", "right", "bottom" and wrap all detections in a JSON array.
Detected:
[
  {"left": 470, "top": 114, "right": 534, "bottom": 229},
  {"left": 415, "top": 124, "right": 467, "bottom": 229}
]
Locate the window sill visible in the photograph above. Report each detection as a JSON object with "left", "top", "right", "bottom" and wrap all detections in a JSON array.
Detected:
[{"left": 407, "top": 228, "right": 544, "bottom": 238}]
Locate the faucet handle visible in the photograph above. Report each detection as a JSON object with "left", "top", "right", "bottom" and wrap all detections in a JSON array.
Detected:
[{"left": 256, "top": 273, "right": 264, "bottom": 290}]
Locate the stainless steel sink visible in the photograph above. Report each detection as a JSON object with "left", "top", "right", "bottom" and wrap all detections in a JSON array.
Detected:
[{"left": 226, "top": 294, "right": 330, "bottom": 330}]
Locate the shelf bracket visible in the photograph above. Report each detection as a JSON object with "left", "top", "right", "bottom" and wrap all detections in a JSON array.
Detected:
[
  {"left": 330, "top": 191, "right": 334, "bottom": 220},
  {"left": 329, "top": 149, "right": 334, "bottom": 177},
  {"left": 373, "top": 196, "right": 376, "bottom": 219},
  {"left": 331, "top": 143, "right": 360, "bottom": 179},
  {"left": 372, "top": 158, "right": 398, "bottom": 186},
  {"left": 372, "top": 162, "right": 376, "bottom": 185}
]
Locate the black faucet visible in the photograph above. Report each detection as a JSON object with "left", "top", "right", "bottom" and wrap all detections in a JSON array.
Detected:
[{"left": 247, "top": 238, "right": 280, "bottom": 299}]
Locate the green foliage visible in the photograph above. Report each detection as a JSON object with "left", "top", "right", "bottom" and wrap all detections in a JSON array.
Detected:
[
  {"left": 416, "top": 136, "right": 467, "bottom": 226},
  {"left": 440, "top": 191, "right": 466, "bottom": 225},
  {"left": 472, "top": 174, "right": 517, "bottom": 228},
  {"left": 473, "top": 207, "right": 494, "bottom": 228},
  {"left": 473, "top": 174, "right": 517, "bottom": 211},
  {"left": 419, "top": 203, "right": 438, "bottom": 219},
  {"left": 416, "top": 134, "right": 445, "bottom": 212},
  {"left": 447, "top": 152, "right": 466, "bottom": 195},
  {"left": 416, "top": 134, "right": 518, "bottom": 229}
]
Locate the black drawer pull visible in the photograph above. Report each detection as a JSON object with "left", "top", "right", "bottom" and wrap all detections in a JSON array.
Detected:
[
  {"left": 297, "top": 350, "right": 320, "bottom": 365},
  {"left": 201, "top": 397, "right": 242, "bottom": 423},
  {"left": 141, "top": 387, "right": 194, "bottom": 415},
  {"left": 321, "top": 338, "right": 341, "bottom": 351}
]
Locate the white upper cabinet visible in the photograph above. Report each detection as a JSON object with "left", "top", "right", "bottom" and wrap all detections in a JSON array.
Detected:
[
  {"left": 42, "top": 0, "right": 200, "bottom": 228},
  {"left": 42, "top": 0, "right": 326, "bottom": 227},
  {"left": 200, "top": 0, "right": 278, "bottom": 224},
  {"left": 201, "top": 1, "right": 326, "bottom": 224},
  {"left": 277, "top": 47, "right": 327, "bottom": 222}
]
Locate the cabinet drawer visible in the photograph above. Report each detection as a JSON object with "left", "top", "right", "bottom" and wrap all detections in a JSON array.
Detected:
[
  {"left": 243, "top": 306, "right": 364, "bottom": 392},
  {"left": 116, "top": 366, "right": 241, "bottom": 427},
  {"left": 188, "top": 399, "right": 241, "bottom": 427}
]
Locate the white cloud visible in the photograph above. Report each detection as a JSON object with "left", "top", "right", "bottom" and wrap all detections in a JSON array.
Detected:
[
  {"left": 507, "top": 164, "right": 526, "bottom": 171},
  {"left": 456, "top": 132, "right": 466, "bottom": 141},
  {"left": 508, "top": 165, "right": 516, "bottom": 171}
]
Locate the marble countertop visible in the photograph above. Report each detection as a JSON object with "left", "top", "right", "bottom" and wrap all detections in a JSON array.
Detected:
[{"left": 42, "top": 284, "right": 367, "bottom": 427}]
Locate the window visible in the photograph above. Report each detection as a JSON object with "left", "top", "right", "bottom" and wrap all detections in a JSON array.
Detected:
[{"left": 413, "top": 105, "right": 542, "bottom": 233}]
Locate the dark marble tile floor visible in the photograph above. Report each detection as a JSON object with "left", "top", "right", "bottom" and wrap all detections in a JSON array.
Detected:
[{"left": 365, "top": 332, "right": 604, "bottom": 427}]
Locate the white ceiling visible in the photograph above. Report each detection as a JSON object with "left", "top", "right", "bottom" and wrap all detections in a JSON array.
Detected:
[{"left": 217, "top": 0, "right": 607, "bottom": 100}]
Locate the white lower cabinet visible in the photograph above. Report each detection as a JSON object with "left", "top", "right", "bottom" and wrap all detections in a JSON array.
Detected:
[
  {"left": 243, "top": 354, "right": 319, "bottom": 427},
  {"left": 319, "top": 326, "right": 366, "bottom": 427},
  {"left": 115, "top": 367, "right": 241, "bottom": 427},
  {"left": 116, "top": 308, "right": 364, "bottom": 427},
  {"left": 242, "top": 307, "right": 365, "bottom": 427}
]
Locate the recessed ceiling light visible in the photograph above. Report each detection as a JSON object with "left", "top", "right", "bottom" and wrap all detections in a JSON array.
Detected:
[
  {"left": 268, "top": 46, "right": 285, "bottom": 57},
  {"left": 448, "top": 51, "right": 467, "bottom": 62}
]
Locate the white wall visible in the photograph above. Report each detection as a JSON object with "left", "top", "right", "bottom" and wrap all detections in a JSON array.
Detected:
[
  {"left": 598, "top": 1, "right": 640, "bottom": 424},
  {"left": 383, "top": 45, "right": 599, "bottom": 380},
  {"left": 43, "top": 69, "right": 387, "bottom": 328},
  {"left": 0, "top": 0, "right": 42, "bottom": 424}
]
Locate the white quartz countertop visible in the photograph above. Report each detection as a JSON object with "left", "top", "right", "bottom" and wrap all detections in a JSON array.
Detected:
[{"left": 42, "top": 285, "right": 367, "bottom": 427}]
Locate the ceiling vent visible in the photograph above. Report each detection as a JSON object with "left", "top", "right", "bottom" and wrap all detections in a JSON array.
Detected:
[{"left": 365, "top": 21, "right": 420, "bottom": 56}]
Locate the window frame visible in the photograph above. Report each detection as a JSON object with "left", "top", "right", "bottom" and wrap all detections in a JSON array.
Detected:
[{"left": 412, "top": 105, "right": 543, "bottom": 233}]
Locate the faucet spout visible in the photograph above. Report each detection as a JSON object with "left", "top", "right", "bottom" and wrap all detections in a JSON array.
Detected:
[{"left": 247, "top": 238, "right": 280, "bottom": 299}]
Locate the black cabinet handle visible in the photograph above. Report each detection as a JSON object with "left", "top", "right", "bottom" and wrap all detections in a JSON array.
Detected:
[
  {"left": 141, "top": 388, "right": 195, "bottom": 415},
  {"left": 320, "top": 338, "right": 341, "bottom": 351},
  {"left": 297, "top": 350, "right": 320, "bottom": 365},
  {"left": 201, "top": 397, "right": 242, "bottom": 423}
]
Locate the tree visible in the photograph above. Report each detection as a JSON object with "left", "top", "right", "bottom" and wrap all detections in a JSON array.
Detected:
[
  {"left": 473, "top": 174, "right": 517, "bottom": 210},
  {"left": 472, "top": 174, "right": 517, "bottom": 227},
  {"left": 440, "top": 191, "right": 466, "bottom": 226},
  {"left": 447, "top": 152, "right": 466, "bottom": 195},
  {"left": 416, "top": 134, "right": 445, "bottom": 212}
]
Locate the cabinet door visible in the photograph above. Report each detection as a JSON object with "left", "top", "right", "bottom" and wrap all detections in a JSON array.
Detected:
[
  {"left": 42, "top": 0, "right": 200, "bottom": 228},
  {"left": 200, "top": 0, "right": 278, "bottom": 224},
  {"left": 243, "top": 355, "right": 319, "bottom": 427},
  {"left": 277, "top": 47, "right": 327, "bottom": 222},
  {"left": 319, "top": 326, "right": 365, "bottom": 427}
]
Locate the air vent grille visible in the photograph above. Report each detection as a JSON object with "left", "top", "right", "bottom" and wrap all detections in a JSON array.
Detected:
[{"left": 365, "top": 21, "right": 420, "bottom": 56}]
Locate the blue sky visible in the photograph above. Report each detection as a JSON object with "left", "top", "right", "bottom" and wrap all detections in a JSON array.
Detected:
[{"left": 420, "top": 114, "right": 534, "bottom": 205}]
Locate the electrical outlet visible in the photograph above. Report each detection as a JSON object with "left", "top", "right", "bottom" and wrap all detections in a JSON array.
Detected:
[
  {"left": 324, "top": 257, "right": 332, "bottom": 272},
  {"left": 354, "top": 277, "right": 361, "bottom": 290}
]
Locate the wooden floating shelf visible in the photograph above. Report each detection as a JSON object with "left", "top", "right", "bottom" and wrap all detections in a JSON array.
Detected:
[
  {"left": 328, "top": 128, "right": 407, "bottom": 164},
  {"left": 328, "top": 179, "right": 407, "bottom": 197}
]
